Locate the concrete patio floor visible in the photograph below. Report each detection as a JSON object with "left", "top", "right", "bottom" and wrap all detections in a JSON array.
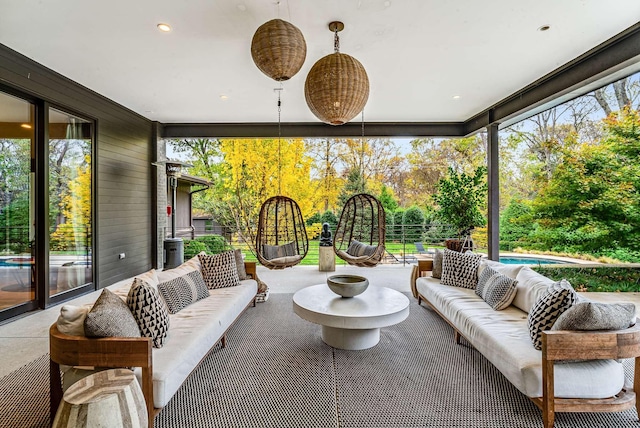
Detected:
[{"left": 0, "top": 263, "right": 638, "bottom": 379}]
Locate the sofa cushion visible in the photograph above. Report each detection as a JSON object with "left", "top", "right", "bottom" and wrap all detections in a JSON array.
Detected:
[
  {"left": 127, "top": 279, "right": 170, "bottom": 348},
  {"left": 158, "top": 270, "right": 210, "bottom": 314},
  {"left": 513, "top": 267, "right": 555, "bottom": 313},
  {"left": 480, "top": 271, "right": 518, "bottom": 311},
  {"left": 552, "top": 302, "right": 636, "bottom": 331},
  {"left": 156, "top": 254, "right": 201, "bottom": 284},
  {"left": 85, "top": 289, "right": 141, "bottom": 338},
  {"left": 478, "top": 259, "right": 524, "bottom": 280},
  {"left": 199, "top": 251, "right": 241, "bottom": 289},
  {"left": 432, "top": 249, "right": 443, "bottom": 279},
  {"left": 440, "top": 249, "right": 482, "bottom": 289},
  {"left": 528, "top": 279, "right": 577, "bottom": 350}
]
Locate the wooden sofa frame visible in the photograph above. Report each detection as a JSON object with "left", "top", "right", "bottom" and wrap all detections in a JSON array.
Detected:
[
  {"left": 411, "top": 263, "right": 640, "bottom": 428},
  {"left": 50, "top": 261, "right": 259, "bottom": 423}
]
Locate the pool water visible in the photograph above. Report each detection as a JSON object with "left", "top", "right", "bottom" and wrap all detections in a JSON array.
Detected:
[{"left": 499, "top": 256, "right": 570, "bottom": 265}]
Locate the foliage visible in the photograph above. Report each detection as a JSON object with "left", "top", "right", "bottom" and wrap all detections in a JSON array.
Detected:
[
  {"left": 402, "top": 205, "right": 425, "bottom": 242},
  {"left": 530, "top": 107, "right": 640, "bottom": 258},
  {"left": 320, "top": 210, "right": 337, "bottom": 225},
  {"left": 337, "top": 169, "right": 367, "bottom": 207},
  {"left": 307, "top": 223, "right": 323, "bottom": 240},
  {"left": 183, "top": 240, "right": 209, "bottom": 259},
  {"left": 195, "top": 234, "right": 229, "bottom": 254},
  {"left": 433, "top": 166, "right": 487, "bottom": 237},
  {"left": 305, "top": 212, "right": 322, "bottom": 226},
  {"left": 532, "top": 266, "right": 640, "bottom": 292},
  {"left": 499, "top": 199, "right": 535, "bottom": 251},
  {"left": 378, "top": 185, "right": 398, "bottom": 212}
]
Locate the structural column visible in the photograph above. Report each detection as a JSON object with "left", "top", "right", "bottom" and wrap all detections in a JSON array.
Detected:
[{"left": 487, "top": 123, "right": 500, "bottom": 261}]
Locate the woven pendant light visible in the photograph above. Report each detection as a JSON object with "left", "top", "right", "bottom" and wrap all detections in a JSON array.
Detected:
[
  {"left": 251, "top": 18, "right": 306, "bottom": 81},
  {"left": 305, "top": 21, "right": 369, "bottom": 125}
]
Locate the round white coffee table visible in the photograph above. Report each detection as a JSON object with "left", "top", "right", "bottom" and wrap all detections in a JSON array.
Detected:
[{"left": 293, "top": 284, "right": 410, "bottom": 350}]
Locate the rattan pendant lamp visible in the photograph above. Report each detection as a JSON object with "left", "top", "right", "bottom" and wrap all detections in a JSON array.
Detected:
[
  {"left": 251, "top": 10, "right": 306, "bottom": 81},
  {"left": 305, "top": 21, "right": 370, "bottom": 125}
]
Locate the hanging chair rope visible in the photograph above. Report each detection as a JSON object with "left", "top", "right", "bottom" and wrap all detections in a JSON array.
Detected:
[
  {"left": 254, "top": 88, "right": 309, "bottom": 269},
  {"left": 333, "top": 193, "right": 386, "bottom": 267}
]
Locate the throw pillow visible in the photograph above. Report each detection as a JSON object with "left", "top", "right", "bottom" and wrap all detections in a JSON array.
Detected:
[
  {"left": 475, "top": 266, "right": 498, "bottom": 298},
  {"left": 527, "top": 279, "right": 577, "bottom": 350},
  {"left": 432, "top": 249, "right": 443, "bottom": 279},
  {"left": 233, "top": 249, "right": 248, "bottom": 280},
  {"left": 440, "top": 249, "right": 483, "bottom": 289},
  {"left": 551, "top": 302, "right": 636, "bottom": 331},
  {"left": 57, "top": 304, "right": 93, "bottom": 336},
  {"left": 158, "top": 270, "right": 210, "bottom": 314},
  {"left": 481, "top": 272, "right": 518, "bottom": 311},
  {"left": 127, "top": 279, "right": 170, "bottom": 348},
  {"left": 84, "top": 289, "right": 141, "bottom": 338},
  {"left": 199, "top": 251, "right": 241, "bottom": 289}
]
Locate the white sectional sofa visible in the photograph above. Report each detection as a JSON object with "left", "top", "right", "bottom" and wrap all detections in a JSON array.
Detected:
[
  {"left": 50, "top": 253, "right": 258, "bottom": 421},
  {"left": 412, "top": 258, "right": 640, "bottom": 428}
]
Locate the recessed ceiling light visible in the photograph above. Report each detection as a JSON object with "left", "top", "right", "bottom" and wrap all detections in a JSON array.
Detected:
[
  {"left": 384, "top": 1, "right": 391, "bottom": 7},
  {"left": 20, "top": 124, "right": 32, "bottom": 129},
  {"left": 538, "top": 25, "right": 550, "bottom": 32},
  {"left": 452, "top": 95, "right": 461, "bottom": 100},
  {"left": 220, "top": 95, "right": 229, "bottom": 101},
  {"left": 157, "top": 23, "right": 172, "bottom": 32},
  {"left": 237, "top": 4, "right": 247, "bottom": 12}
]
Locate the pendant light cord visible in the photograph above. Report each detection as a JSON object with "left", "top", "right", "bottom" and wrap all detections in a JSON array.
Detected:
[
  {"left": 277, "top": 84, "right": 282, "bottom": 195},
  {"left": 361, "top": 110, "right": 365, "bottom": 193}
]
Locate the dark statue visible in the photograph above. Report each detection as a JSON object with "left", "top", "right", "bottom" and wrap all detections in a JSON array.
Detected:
[{"left": 319, "top": 222, "right": 333, "bottom": 246}]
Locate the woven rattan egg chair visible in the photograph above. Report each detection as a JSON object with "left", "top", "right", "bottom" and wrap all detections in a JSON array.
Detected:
[
  {"left": 333, "top": 193, "right": 386, "bottom": 267},
  {"left": 256, "top": 195, "right": 308, "bottom": 270}
]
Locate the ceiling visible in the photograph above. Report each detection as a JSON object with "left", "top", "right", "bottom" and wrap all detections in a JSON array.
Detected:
[{"left": 1, "top": 0, "right": 639, "bottom": 125}]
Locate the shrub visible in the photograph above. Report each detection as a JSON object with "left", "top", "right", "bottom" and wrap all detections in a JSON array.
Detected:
[
  {"left": 183, "top": 240, "right": 208, "bottom": 259},
  {"left": 195, "top": 234, "right": 229, "bottom": 254},
  {"left": 402, "top": 206, "right": 425, "bottom": 242}
]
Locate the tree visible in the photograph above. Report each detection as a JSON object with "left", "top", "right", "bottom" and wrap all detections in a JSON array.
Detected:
[
  {"left": 433, "top": 166, "right": 487, "bottom": 237},
  {"left": 499, "top": 199, "right": 535, "bottom": 251},
  {"left": 305, "top": 139, "right": 343, "bottom": 213},
  {"left": 378, "top": 185, "right": 398, "bottom": 213},
  {"left": 402, "top": 205, "right": 425, "bottom": 242},
  {"left": 531, "top": 107, "right": 640, "bottom": 257},
  {"left": 337, "top": 168, "right": 367, "bottom": 207}
]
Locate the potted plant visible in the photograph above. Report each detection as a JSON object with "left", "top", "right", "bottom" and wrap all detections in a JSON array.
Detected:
[{"left": 433, "top": 166, "right": 487, "bottom": 252}]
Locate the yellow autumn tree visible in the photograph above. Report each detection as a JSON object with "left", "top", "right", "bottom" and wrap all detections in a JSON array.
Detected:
[
  {"left": 217, "top": 138, "right": 314, "bottom": 253},
  {"left": 50, "top": 156, "right": 92, "bottom": 251}
]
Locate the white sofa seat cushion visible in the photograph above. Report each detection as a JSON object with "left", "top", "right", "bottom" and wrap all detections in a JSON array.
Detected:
[
  {"left": 135, "top": 279, "right": 257, "bottom": 408},
  {"left": 416, "top": 277, "right": 625, "bottom": 399}
]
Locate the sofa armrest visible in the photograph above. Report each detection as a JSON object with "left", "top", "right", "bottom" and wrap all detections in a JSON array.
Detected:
[
  {"left": 244, "top": 261, "right": 257, "bottom": 280},
  {"left": 538, "top": 325, "right": 640, "bottom": 428},
  {"left": 49, "top": 324, "right": 154, "bottom": 421}
]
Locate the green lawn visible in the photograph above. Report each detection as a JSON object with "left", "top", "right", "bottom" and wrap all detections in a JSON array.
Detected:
[{"left": 532, "top": 266, "right": 640, "bottom": 292}]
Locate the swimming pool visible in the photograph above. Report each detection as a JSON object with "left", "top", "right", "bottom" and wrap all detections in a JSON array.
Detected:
[{"left": 499, "top": 256, "right": 572, "bottom": 265}]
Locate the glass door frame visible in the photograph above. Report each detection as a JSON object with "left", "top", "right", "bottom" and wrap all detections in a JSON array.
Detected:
[{"left": 0, "top": 84, "right": 97, "bottom": 322}]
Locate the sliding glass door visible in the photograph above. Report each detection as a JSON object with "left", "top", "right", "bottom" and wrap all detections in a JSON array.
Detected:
[{"left": 0, "top": 92, "right": 36, "bottom": 313}]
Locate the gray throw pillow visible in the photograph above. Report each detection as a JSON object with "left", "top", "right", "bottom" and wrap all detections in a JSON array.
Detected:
[
  {"left": 480, "top": 272, "right": 518, "bottom": 311},
  {"left": 158, "top": 270, "right": 210, "bottom": 314},
  {"left": 552, "top": 302, "right": 636, "bottom": 331},
  {"left": 233, "top": 249, "right": 247, "bottom": 280},
  {"left": 346, "top": 240, "right": 377, "bottom": 257},
  {"left": 127, "top": 279, "right": 170, "bottom": 348},
  {"left": 84, "top": 289, "right": 141, "bottom": 338},
  {"left": 432, "top": 249, "right": 443, "bottom": 279},
  {"left": 440, "top": 249, "right": 482, "bottom": 289},
  {"left": 527, "top": 279, "right": 577, "bottom": 350},
  {"left": 199, "top": 251, "right": 241, "bottom": 289}
]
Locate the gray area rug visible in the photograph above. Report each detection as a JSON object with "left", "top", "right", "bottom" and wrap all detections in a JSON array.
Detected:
[{"left": 1, "top": 293, "right": 638, "bottom": 427}]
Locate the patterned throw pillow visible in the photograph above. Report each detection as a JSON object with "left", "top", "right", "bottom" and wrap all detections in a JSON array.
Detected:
[
  {"left": 84, "top": 289, "right": 141, "bottom": 338},
  {"left": 475, "top": 266, "right": 498, "bottom": 298},
  {"left": 158, "top": 270, "right": 210, "bottom": 314},
  {"left": 199, "top": 251, "right": 241, "bottom": 289},
  {"left": 432, "top": 249, "right": 443, "bottom": 279},
  {"left": 233, "top": 249, "right": 248, "bottom": 280},
  {"left": 127, "top": 279, "right": 170, "bottom": 348},
  {"left": 480, "top": 272, "right": 518, "bottom": 310},
  {"left": 347, "top": 240, "right": 377, "bottom": 257},
  {"left": 527, "top": 279, "right": 577, "bottom": 350},
  {"left": 440, "top": 249, "right": 483, "bottom": 289}
]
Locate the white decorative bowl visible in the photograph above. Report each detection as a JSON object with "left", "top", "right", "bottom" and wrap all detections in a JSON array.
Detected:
[{"left": 327, "top": 275, "right": 369, "bottom": 298}]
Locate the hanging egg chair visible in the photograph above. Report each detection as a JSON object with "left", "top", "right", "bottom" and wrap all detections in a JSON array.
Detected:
[
  {"left": 333, "top": 193, "right": 386, "bottom": 267},
  {"left": 256, "top": 195, "right": 308, "bottom": 270}
]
